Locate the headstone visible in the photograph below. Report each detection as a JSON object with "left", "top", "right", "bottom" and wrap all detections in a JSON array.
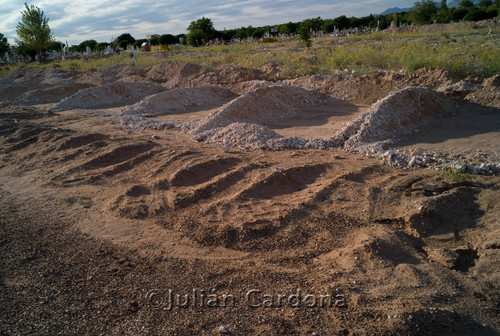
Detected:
[{"left": 86, "top": 46, "right": 92, "bottom": 57}]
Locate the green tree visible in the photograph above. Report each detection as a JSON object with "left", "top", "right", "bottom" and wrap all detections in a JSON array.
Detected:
[
  {"left": 150, "top": 34, "right": 160, "bottom": 46},
  {"left": 187, "top": 17, "right": 215, "bottom": 46},
  {"left": 118, "top": 40, "right": 130, "bottom": 49},
  {"left": 16, "top": 3, "right": 53, "bottom": 62},
  {"left": 458, "top": 0, "right": 475, "bottom": 9},
  {"left": 97, "top": 42, "right": 109, "bottom": 51},
  {"left": 115, "top": 33, "right": 135, "bottom": 45},
  {"left": 279, "top": 21, "right": 297, "bottom": 35},
  {"left": 440, "top": 0, "right": 448, "bottom": 10},
  {"left": 297, "top": 24, "right": 312, "bottom": 48},
  {"left": 0, "top": 33, "right": 10, "bottom": 57},
  {"left": 478, "top": 0, "right": 492, "bottom": 8},
  {"left": 410, "top": 0, "right": 439, "bottom": 24},
  {"left": 160, "top": 34, "right": 176, "bottom": 45},
  {"left": 251, "top": 29, "right": 265, "bottom": 39},
  {"left": 333, "top": 15, "right": 350, "bottom": 30},
  {"left": 78, "top": 39, "right": 97, "bottom": 51}
]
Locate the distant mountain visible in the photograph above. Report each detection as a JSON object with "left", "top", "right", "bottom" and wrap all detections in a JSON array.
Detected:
[
  {"left": 380, "top": 0, "right": 482, "bottom": 15},
  {"left": 380, "top": 7, "right": 410, "bottom": 15}
]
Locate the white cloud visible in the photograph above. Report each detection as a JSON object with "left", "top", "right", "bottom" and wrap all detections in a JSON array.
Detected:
[{"left": 0, "top": 0, "right": 415, "bottom": 45}]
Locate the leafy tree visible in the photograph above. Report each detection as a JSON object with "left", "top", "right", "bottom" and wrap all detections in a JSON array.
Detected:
[
  {"left": 440, "top": 0, "right": 448, "bottom": 9},
  {"left": 187, "top": 17, "right": 215, "bottom": 46},
  {"left": 410, "top": 0, "right": 438, "bottom": 24},
  {"left": 134, "top": 39, "right": 147, "bottom": 48},
  {"left": 463, "top": 9, "right": 489, "bottom": 20},
  {"left": 160, "top": 34, "right": 176, "bottom": 45},
  {"left": 118, "top": 40, "right": 130, "bottom": 49},
  {"left": 235, "top": 29, "right": 248, "bottom": 40},
  {"left": 47, "top": 40, "right": 62, "bottom": 51},
  {"left": 297, "top": 24, "right": 312, "bottom": 48},
  {"left": 451, "top": 7, "right": 469, "bottom": 20},
  {"left": 279, "top": 22, "right": 297, "bottom": 35},
  {"left": 150, "top": 34, "right": 160, "bottom": 46},
  {"left": 478, "top": 0, "right": 492, "bottom": 8},
  {"left": 16, "top": 3, "right": 53, "bottom": 62},
  {"left": 458, "top": 0, "right": 475, "bottom": 8},
  {"left": 251, "top": 29, "right": 265, "bottom": 39},
  {"left": 322, "top": 19, "right": 336, "bottom": 33},
  {"left": 434, "top": 8, "right": 452, "bottom": 23},
  {"left": 79, "top": 39, "right": 97, "bottom": 51},
  {"left": 0, "top": 33, "right": 10, "bottom": 57},
  {"left": 333, "top": 15, "right": 350, "bottom": 30},
  {"left": 186, "top": 29, "right": 205, "bottom": 46},
  {"left": 116, "top": 33, "right": 135, "bottom": 45},
  {"left": 176, "top": 34, "right": 186, "bottom": 44},
  {"left": 97, "top": 42, "right": 109, "bottom": 51}
]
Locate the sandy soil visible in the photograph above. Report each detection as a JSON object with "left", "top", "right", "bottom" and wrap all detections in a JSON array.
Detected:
[{"left": 1, "top": 61, "right": 500, "bottom": 335}]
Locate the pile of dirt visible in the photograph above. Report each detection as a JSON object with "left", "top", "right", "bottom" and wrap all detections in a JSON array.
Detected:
[
  {"left": 12, "top": 83, "right": 94, "bottom": 106},
  {"left": 145, "top": 61, "right": 268, "bottom": 89},
  {"left": 120, "top": 85, "right": 237, "bottom": 117},
  {"left": 1, "top": 67, "right": 78, "bottom": 102},
  {"left": 466, "top": 74, "right": 500, "bottom": 108},
  {"left": 406, "top": 67, "right": 461, "bottom": 89},
  {"left": 77, "top": 64, "right": 144, "bottom": 84},
  {"left": 52, "top": 81, "right": 165, "bottom": 111},
  {"left": 339, "top": 87, "right": 460, "bottom": 154},
  {"left": 284, "top": 71, "right": 407, "bottom": 105},
  {"left": 191, "top": 85, "right": 338, "bottom": 134}
]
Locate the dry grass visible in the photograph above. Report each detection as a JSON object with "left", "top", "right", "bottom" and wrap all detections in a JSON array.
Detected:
[{"left": 2, "top": 26, "right": 499, "bottom": 78}]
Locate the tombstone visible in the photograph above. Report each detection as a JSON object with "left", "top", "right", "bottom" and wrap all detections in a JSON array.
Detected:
[
  {"left": 179, "top": 37, "right": 184, "bottom": 45},
  {"left": 391, "top": 21, "right": 396, "bottom": 30},
  {"left": 86, "top": 46, "right": 92, "bottom": 57},
  {"left": 106, "top": 45, "right": 113, "bottom": 55}
]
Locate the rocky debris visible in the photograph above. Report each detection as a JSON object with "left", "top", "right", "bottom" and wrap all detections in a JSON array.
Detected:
[
  {"left": 120, "top": 86, "right": 237, "bottom": 117},
  {"left": 52, "top": 82, "right": 166, "bottom": 111},
  {"left": 190, "top": 122, "right": 284, "bottom": 149}
]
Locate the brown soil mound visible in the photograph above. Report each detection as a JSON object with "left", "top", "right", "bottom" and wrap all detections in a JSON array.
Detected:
[
  {"left": 78, "top": 64, "right": 144, "bottom": 84},
  {"left": 52, "top": 82, "right": 165, "bottom": 111},
  {"left": 285, "top": 71, "right": 406, "bottom": 105},
  {"left": 12, "top": 83, "right": 94, "bottom": 106},
  {"left": 192, "top": 85, "right": 340, "bottom": 133},
  {"left": 120, "top": 85, "right": 237, "bottom": 117},
  {"left": 407, "top": 67, "right": 461, "bottom": 89},
  {"left": 1, "top": 103, "right": 499, "bottom": 335}
]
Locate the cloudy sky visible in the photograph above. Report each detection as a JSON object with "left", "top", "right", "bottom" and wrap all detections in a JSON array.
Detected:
[{"left": 1, "top": 0, "right": 415, "bottom": 45}]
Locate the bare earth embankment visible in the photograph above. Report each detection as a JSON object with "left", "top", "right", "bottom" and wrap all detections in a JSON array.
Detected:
[{"left": 1, "top": 39, "right": 500, "bottom": 335}]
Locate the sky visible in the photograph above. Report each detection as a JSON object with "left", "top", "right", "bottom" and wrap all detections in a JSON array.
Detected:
[{"left": 0, "top": 0, "right": 415, "bottom": 46}]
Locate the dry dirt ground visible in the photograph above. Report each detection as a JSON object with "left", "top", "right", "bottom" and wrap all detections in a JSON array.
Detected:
[{"left": 0, "top": 62, "right": 499, "bottom": 336}]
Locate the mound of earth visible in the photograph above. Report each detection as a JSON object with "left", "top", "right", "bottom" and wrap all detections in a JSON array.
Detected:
[
  {"left": 1, "top": 66, "right": 78, "bottom": 102},
  {"left": 407, "top": 67, "right": 461, "bottom": 89},
  {"left": 339, "top": 87, "right": 460, "bottom": 152},
  {"left": 192, "top": 85, "right": 340, "bottom": 134},
  {"left": 120, "top": 85, "right": 237, "bottom": 117},
  {"left": 52, "top": 81, "right": 166, "bottom": 111},
  {"left": 12, "top": 83, "right": 94, "bottom": 106},
  {"left": 77, "top": 64, "right": 144, "bottom": 84},
  {"left": 284, "top": 71, "right": 407, "bottom": 105}
]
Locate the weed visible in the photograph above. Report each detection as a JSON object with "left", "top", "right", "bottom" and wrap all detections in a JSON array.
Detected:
[{"left": 444, "top": 166, "right": 469, "bottom": 183}]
